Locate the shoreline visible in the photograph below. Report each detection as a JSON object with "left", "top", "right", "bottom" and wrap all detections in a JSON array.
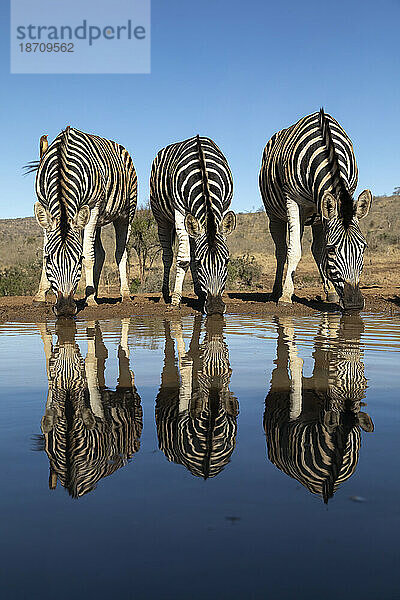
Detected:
[{"left": 1, "top": 287, "right": 399, "bottom": 323}]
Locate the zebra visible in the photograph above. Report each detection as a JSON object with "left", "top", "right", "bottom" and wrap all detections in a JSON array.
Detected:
[
  {"left": 150, "top": 135, "right": 236, "bottom": 315},
  {"left": 37, "top": 318, "right": 142, "bottom": 498},
  {"left": 29, "top": 127, "right": 137, "bottom": 317},
  {"left": 155, "top": 316, "right": 238, "bottom": 478},
  {"left": 259, "top": 109, "right": 372, "bottom": 310},
  {"left": 263, "top": 314, "right": 374, "bottom": 503}
]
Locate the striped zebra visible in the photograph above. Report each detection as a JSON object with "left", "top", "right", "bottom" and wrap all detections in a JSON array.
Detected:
[
  {"left": 29, "top": 127, "right": 137, "bottom": 317},
  {"left": 150, "top": 135, "right": 236, "bottom": 315},
  {"left": 155, "top": 316, "right": 238, "bottom": 478},
  {"left": 37, "top": 318, "right": 142, "bottom": 498},
  {"left": 259, "top": 110, "right": 372, "bottom": 310},
  {"left": 263, "top": 314, "right": 374, "bottom": 503}
]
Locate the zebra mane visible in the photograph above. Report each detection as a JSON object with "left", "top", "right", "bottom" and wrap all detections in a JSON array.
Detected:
[
  {"left": 319, "top": 108, "right": 354, "bottom": 227},
  {"left": 196, "top": 134, "right": 217, "bottom": 245},
  {"left": 322, "top": 415, "right": 354, "bottom": 504},
  {"left": 201, "top": 391, "right": 219, "bottom": 480},
  {"left": 57, "top": 127, "right": 71, "bottom": 240}
]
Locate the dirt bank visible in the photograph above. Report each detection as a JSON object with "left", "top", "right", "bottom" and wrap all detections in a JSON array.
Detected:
[{"left": 1, "top": 286, "right": 400, "bottom": 323}]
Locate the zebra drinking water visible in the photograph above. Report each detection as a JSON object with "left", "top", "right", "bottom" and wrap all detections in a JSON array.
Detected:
[
  {"left": 259, "top": 109, "right": 372, "bottom": 310},
  {"left": 155, "top": 316, "right": 238, "bottom": 478},
  {"left": 150, "top": 135, "right": 236, "bottom": 315},
  {"left": 30, "top": 127, "right": 137, "bottom": 317},
  {"left": 37, "top": 318, "right": 142, "bottom": 498},
  {"left": 263, "top": 314, "right": 374, "bottom": 503}
]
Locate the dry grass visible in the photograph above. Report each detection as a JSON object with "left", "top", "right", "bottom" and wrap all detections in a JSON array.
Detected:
[{"left": 0, "top": 194, "right": 399, "bottom": 296}]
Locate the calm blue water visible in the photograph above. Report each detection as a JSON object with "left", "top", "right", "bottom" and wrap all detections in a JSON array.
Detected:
[{"left": 0, "top": 313, "right": 399, "bottom": 600}]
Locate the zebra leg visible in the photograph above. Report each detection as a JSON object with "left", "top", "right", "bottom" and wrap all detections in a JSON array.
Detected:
[
  {"left": 280, "top": 199, "right": 302, "bottom": 304},
  {"left": 83, "top": 208, "right": 100, "bottom": 306},
  {"left": 37, "top": 322, "right": 56, "bottom": 432},
  {"left": 268, "top": 216, "right": 287, "bottom": 300},
  {"left": 37, "top": 322, "right": 53, "bottom": 379},
  {"left": 160, "top": 320, "right": 180, "bottom": 388},
  {"left": 189, "top": 237, "right": 203, "bottom": 298},
  {"left": 117, "top": 318, "right": 134, "bottom": 388},
  {"left": 114, "top": 218, "right": 132, "bottom": 301},
  {"left": 172, "top": 210, "right": 190, "bottom": 307},
  {"left": 311, "top": 223, "right": 339, "bottom": 303},
  {"left": 170, "top": 319, "right": 193, "bottom": 413},
  {"left": 85, "top": 321, "right": 105, "bottom": 420},
  {"left": 157, "top": 222, "right": 173, "bottom": 303},
  {"left": 34, "top": 233, "right": 52, "bottom": 303},
  {"left": 93, "top": 228, "right": 105, "bottom": 300},
  {"left": 280, "top": 317, "right": 304, "bottom": 420}
]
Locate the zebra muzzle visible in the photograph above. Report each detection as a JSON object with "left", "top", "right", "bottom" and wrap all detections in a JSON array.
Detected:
[
  {"left": 54, "top": 290, "right": 77, "bottom": 318},
  {"left": 205, "top": 293, "right": 226, "bottom": 315},
  {"left": 341, "top": 282, "right": 364, "bottom": 312}
]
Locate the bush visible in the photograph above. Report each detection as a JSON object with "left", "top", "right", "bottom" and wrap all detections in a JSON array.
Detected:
[
  {"left": 227, "top": 255, "right": 261, "bottom": 289},
  {"left": 128, "top": 203, "right": 162, "bottom": 285},
  {"left": 0, "top": 261, "right": 41, "bottom": 296},
  {"left": 129, "top": 277, "right": 141, "bottom": 293}
]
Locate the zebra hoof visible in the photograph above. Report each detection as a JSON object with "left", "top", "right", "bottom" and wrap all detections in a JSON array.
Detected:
[
  {"left": 86, "top": 297, "right": 98, "bottom": 307},
  {"left": 278, "top": 296, "right": 293, "bottom": 305},
  {"left": 167, "top": 303, "right": 181, "bottom": 311},
  {"left": 121, "top": 295, "right": 132, "bottom": 303},
  {"left": 326, "top": 292, "right": 339, "bottom": 303},
  {"left": 171, "top": 293, "right": 182, "bottom": 307}
]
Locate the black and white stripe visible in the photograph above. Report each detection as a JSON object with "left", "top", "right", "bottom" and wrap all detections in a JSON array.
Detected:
[
  {"left": 155, "top": 317, "right": 238, "bottom": 478},
  {"left": 150, "top": 135, "right": 236, "bottom": 314},
  {"left": 39, "top": 321, "right": 142, "bottom": 498},
  {"left": 259, "top": 110, "right": 372, "bottom": 309},
  {"left": 32, "top": 127, "right": 137, "bottom": 316},
  {"left": 263, "top": 315, "right": 374, "bottom": 503}
]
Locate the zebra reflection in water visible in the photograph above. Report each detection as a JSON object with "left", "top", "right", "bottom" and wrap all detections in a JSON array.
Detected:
[
  {"left": 156, "top": 316, "right": 238, "bottom": 478},
  {"left": 264, "top": 314, "right": 374, "bottom": 503},
  {"left": 37, "top": 318, "right": 142, "bottom": 498}
]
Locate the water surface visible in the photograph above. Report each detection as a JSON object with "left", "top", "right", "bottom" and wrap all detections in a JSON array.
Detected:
[{"left": 0, "top": 312, "right": 399, "bottom": 599}]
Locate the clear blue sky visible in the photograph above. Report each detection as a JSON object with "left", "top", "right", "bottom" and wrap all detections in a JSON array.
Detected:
[{"left": 1, "top": 0, "right": 399, "bottom": 218}]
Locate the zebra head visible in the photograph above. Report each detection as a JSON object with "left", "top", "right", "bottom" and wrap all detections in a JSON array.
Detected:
[
  {"left": 321, "top": 189, "right": 372, "bottom": 311},
  {"left": 34, "top": 201, "right": 91, "bottom": 317},
  {"left": 185, "top": 211, "right": 236, "bottom": 315}
]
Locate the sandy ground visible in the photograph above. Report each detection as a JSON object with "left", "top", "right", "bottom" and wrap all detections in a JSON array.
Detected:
[{"left": 1, "top": 286, "right": 400, "bottom": 323}]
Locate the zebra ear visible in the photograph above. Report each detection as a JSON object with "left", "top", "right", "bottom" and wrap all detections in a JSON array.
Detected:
[
  {"left": 358, "top": 412, "right": 374, "bottom": 432},
  {"left": 184, "top": 213, "right": 202, "bottom": 238},
  {"left": 34, "top": 201, "right": 54, "bottom": 231},
  {"left": 219, "top": 211, "right": 236, "bottom": 236},
  {"left": 72, "top": 205, "right": 91, "bottom": 230},
  {"left": 355, "top": 189, "right": 372, "bottom": 220},
  {"left": 321, "top": 191, "right": 338, "bottom": 220}
]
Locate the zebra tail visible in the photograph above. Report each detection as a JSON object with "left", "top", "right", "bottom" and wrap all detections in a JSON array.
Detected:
[
  {"left": 196, "top": 134, "right": 216, "bottom": 243},
  {"left": 22, "top": 160, "right": 40, "bottom": 175}
]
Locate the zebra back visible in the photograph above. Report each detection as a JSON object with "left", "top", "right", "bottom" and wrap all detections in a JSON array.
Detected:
[
  {"left": 259, "top": 111, "right": 358, "bottom": 222},
  {"left": 35, "top": 127, "right": 137, "bottom": 226},
  {"left": 150, "top": 135, "right": 233, "bottom": 229}
]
